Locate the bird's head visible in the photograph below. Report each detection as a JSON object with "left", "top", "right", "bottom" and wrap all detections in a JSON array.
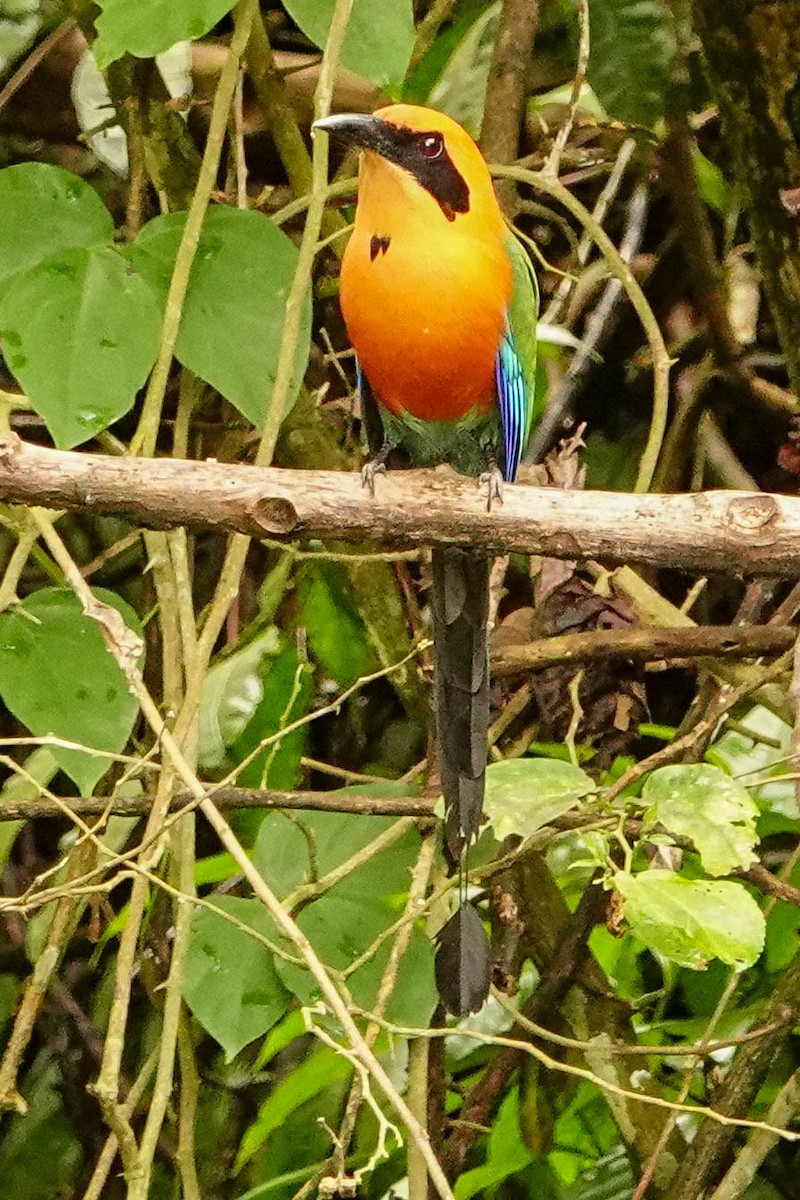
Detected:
[{"left": 313, "top": 104, "right": 501, "bottom": 227}]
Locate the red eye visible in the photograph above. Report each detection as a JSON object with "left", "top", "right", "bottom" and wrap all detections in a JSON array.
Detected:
[{"left": 419, "top": 133, "right": 444, "bottom": 159}]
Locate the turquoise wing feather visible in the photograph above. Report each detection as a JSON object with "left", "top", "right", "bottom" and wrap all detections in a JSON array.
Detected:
[{"left": 495, "top": 232, "right": 540, "bottom": 481}]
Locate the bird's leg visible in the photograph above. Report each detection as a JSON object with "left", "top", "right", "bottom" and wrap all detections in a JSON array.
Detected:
[
  {"left": 478, "top": 457, "right": 504, "bottom": 512},
  {"left": 361, "top": 439, "right": 395, "bottom": 495}
]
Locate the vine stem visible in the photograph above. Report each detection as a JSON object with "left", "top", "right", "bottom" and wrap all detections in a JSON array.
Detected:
[
  {"left": 131, "top": 810, "right": 197, "bottom": 1200},
  {"left": 175, "top": 0, "right": 358, "bottom": 751},
  {"left": 129, "top": 0, "right": 259, "bottom": 458},
  {"left": 334, "top": 833, "right": 437, "bottom": 1186},
  {"left": 360, "top": 1013, "right": 800, "bottom": 1143},
  {"left": 542, "top": 0, "right": 589, "bottom": 180}
]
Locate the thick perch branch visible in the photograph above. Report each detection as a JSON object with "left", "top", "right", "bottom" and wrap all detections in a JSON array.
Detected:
[{"left": 2, "top": 435, "right": 800, "bottom": 574}]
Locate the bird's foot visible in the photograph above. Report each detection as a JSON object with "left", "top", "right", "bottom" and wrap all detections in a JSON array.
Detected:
[
  {"left": 361, "top": 439, "right": 395, "bottom": 495},
  {"left": 361, "top": 458, "right": 387, "bottom": 496},
  {"left": 478, "top": 466, "right": 504, "bottom": 512}
]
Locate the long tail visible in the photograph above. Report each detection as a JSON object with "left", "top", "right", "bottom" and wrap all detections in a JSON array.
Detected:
[{"left": 431, "top": 546, "right": 492, "bottom": 1016}]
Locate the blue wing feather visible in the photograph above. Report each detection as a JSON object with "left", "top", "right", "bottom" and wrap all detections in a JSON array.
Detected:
[
  {"left": 496, "top": 233, "right": 540, "bottom": 482},
  {"left": 495, "top": 325, "right": 528, "bottom": 482}
]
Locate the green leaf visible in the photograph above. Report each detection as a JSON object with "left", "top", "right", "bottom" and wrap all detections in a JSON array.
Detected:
[
  {"left": 0, "top": 588, "right": 143, "bottom": 796},
  {"left": 614, "top": 869, "right": 765, "bottom": 970},
  {"left": 0, "top": 163, "right": 113, "bottom": 287},
  {"left": 283, "top": 0, "right": 414, "bottom": 91},
  {"left": 710, "top": 705, "right": 796, "bottom": 825},
  {"left": 587, "top": 0, "right": 677, "bottom": 127},
  {"left": 642, "top": 763, "right": 759, "bottom": 876},
  {"left": 427, "top": 3, "right": 501, "bottom": 136},
  {"left": 349, "top": 924, "right": 436, "bottom": 1026},
  {"left": 253, "top": 811, "right": 310, "bottom": 901},
  {"left": 0, "top": 246, "right": 161, "bottom": 447},
  {"left": 228, "top": 642, "right": 313, "bottom": 793},
  {"left": 455, "top": 1088, "right": 534, "bottom": 1199},
  {"left": 272, "top": 814, "right": 437, "bottom": 1022},
  {"left": 297, "top": 565, "right": 375, "bottom": 686},
  {"left": 0, "top": 1055, "right": 82, "bottom": 1200},
  {"left": 93, "top": 0, "right": 236, "bottom": 68},
  {"left": 0, "top": 5, "right": 41, "bottom": 79},
  {"left": 129, "top": 206, "right": 311, "bottom": 428},
  {"left": 254, "top": 793, "right": 417, "bottom": 899},
  {"left": 584, "top": 425, "right": 646, "bottom": 491},
  {"left": 183, "top": 896, "right": 290, "bottom": 1061},
  {"left": 0, "top": 746, "right": 58, "bottom": 873},
  {"left": 235, "top": 1046, "right": 351, "bottom": 1171},
  {"left": 693, "top": 147, "right": 733, "bottom": 217},
  {"left": 484, "top": 757, "right": 596, "bottom": 840},
  {"left": 560, "top": 1147, "right": 634, "bottom": 1200},
  {"left": 197, "top": 627, "right": 283, "bottom": 771}
]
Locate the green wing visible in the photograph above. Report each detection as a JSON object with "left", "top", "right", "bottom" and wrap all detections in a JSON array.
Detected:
[{"left": 496, "top": 231, "right": 540, "bottom": 479}]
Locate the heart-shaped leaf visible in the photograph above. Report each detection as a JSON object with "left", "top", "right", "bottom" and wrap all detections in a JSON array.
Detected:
[
  {"left": 0, "top": 163, "right": 113, "bottom": 287},
  {"left": 93, "top": 0, "right": 236, "bottom": 68},
  {"left": 0, "top": 588, "right": 143, "bottom": 795},
  {"left": 0, "top": 245, "right": 161, "bottom": 447},
  {"left": 183, "top": 896, "right": 290, "bottom": 1062},
  {"left": 129, "top": 207, "right": 311, "bottom": 428}
]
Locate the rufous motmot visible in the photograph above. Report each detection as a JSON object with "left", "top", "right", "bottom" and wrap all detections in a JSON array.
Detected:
[{"left": 314, "top": 104, "right": 540, "bottom": 1015}]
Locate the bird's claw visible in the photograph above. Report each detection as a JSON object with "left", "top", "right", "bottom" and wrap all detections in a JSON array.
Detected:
[
  {"left": 361, "top": 459, "right": 387, "bottom": 496},
  {"left": 478, "top": 467, "right": 504, "bottom": 512}
]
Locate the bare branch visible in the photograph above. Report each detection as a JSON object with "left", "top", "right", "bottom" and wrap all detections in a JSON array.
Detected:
[
  {"left": 0, "top": 786, "right": 436, "bottom": 823},
  {"left": 493, "top": 624, "right": 796, "bottom": 676},
  {"left": 2, "top": 436, "right": 800, "bottom": 575}
]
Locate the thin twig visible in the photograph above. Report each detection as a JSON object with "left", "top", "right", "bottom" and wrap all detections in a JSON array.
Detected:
[{"left": 543, "top": 0, "right": 589, "bottom": 180}]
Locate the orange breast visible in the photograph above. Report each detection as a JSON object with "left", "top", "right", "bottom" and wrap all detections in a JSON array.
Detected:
[{"left": 340, "top": 173, "right": 512, "bottom": 423}]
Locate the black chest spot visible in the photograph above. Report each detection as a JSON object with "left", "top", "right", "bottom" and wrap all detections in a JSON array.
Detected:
[{"left": 369, "top": 234, "right": 391, "bottom": 262}]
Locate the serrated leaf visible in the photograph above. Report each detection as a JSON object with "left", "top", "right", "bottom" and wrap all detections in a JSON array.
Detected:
[
  {"left": 0, "top": 588, "right": 143, "bottom": 796},
  {"left": 93, "top": 0, "right": 236, "bottom": 68},
  {"left": 587, "top": 0, "right": 677, "bottom": 127},
  {"left": 283, "top": 0, "right": 414, "bottom": 91},
  {"left": 615, "top": 869, "right": 765, "bottom": 970},
  {"left": 183, "top": 896, "right": 290, "bottom": 1061},
  {"left": 129, "top": 207, "right": 311, "bottom": 428},
  {"left": 642, "top": 763, "right": 759, "bottom": 876},
  {"left": 711, "top": 705, "right": 796, "bottom": 824},
  {"left": 0, "top": 163, "right": 113, "bottom": 286},
  {"left": 484, "top": 757, "right": 596, "bottom": 840},
  {"left": 0, "top": 245, "right": 161, "bottom": 447}
]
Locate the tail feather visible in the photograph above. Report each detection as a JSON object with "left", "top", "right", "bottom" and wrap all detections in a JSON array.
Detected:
[{"left": 431, "top": 546, "right": 491, "bottom": 869}]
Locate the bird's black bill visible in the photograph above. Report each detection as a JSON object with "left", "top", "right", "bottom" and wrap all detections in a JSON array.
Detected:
[
  {"left": 312, "top": 113, "right": 385, "bottom": 153},
  {"left": 313, "top": 111, "right": 470, "bottom": 221}
]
